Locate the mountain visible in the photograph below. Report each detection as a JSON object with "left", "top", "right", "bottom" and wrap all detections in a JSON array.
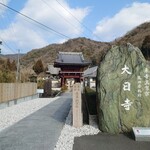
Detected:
[
  {"left": 115, "top": 22, "right": 150, "bottom": 48},
  {"left": 21, "top": 38, "right": 111, "bottom": 70},
  {"left": 4, "top": 54, "right": 25, "bottom": 61},
  {"left": 3, "top": 22, "right": 150, "bottom": 74},
  {"left": 115, "top": 22, "right": 150, "bottom": 60}
]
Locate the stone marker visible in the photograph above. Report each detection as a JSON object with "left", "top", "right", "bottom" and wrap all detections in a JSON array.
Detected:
[
  {"left": 43, "top": 78, "right": 52, "bottom": 97},
  {"left": 73, "top": 83, "right": 83, "bottom": 128},
  {"left": 97, "top": 43, "right": 150, "bottom": 134},
  {"left": 133, "top": 127, "right": 150, "bottom": 141}
]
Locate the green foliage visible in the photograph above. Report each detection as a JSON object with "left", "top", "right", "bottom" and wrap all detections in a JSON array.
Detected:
[
  {"left": 85, "top": 87, "right": 97, "bottom": 115},
  {"left": 33, "top": 59, "right": 44, "bottom": 75},
  {"left": 37, "top": 79, "right": 44, "bottom": 89}
]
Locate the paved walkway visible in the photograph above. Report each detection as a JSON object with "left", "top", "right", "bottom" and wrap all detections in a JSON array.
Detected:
[{"left": 0, "top": 92, "right": 72, "bottom": 150}]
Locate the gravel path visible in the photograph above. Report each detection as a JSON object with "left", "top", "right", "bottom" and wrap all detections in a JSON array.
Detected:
[
  {"left": 54, "top": 108, "right": 100, "bottom": 150},
  {"left": 0, "top": 97, "right": 59, "bottom": 132}
]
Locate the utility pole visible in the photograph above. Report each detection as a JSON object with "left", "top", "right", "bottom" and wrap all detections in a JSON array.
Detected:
[{"left": 16, "top": 49, "right": 20, "bottom": 82}]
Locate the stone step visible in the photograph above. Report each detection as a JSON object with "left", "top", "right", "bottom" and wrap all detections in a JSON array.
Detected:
[{"left": 132, "top": 127, "right": 150, "bottom": 141}]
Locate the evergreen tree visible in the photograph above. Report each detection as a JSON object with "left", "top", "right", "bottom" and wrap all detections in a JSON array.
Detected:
[{"left": 33, "top": 59, "right": 44, "bottom": 75}]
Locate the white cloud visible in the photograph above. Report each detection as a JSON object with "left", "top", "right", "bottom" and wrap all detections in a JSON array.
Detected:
[
  {"left": 93, "top": 2, "right": 150, "bottom": 42},
  {"left": 0, "top": 0, "right": 89, "bottom": 54},
  {"left": 0, "top": 0, "right": 10, "bottom": 15}
]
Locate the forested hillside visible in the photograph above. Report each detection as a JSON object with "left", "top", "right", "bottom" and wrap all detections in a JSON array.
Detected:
[{"left": 1, "top": 22, "right": 150, "bottom": 82}]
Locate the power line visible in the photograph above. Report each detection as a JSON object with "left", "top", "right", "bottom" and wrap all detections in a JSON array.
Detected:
[
  {"left": 2, "top": 3, "right": 18, "bottom": 51},
  {"left": 55, "top": 0, "right": 95, "bottom": 37},
  {"left": 0, "top": 2, "right": 71, "bottom": 39},
  {"left": 0, "top": 37, "right": 16, "bottom": 54},
  {"left": 40, "top": 0, "right": 82, "bottom": 36},
  {"left": 1, "top": 0, "right": 18, "bottom": 53},
  {"left": 40, "top": 0, "right": 73, "bottom": 27}
]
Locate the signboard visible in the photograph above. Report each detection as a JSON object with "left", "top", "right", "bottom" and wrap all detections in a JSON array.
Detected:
[{"left": 72, "top": 83, "right": 83, "bottom": 128}]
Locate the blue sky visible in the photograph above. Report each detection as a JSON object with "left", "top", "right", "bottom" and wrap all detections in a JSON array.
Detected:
[{"left": 0, "top": 0, "right": 150, "bottom": 54}]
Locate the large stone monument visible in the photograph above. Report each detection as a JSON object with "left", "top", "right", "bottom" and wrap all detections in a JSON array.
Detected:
[
  {"left": 73, "top": 83, "right": 83, "bottom": 128},
  {"left": 97, "top": 43, "right": 150, "bottom": 134}
]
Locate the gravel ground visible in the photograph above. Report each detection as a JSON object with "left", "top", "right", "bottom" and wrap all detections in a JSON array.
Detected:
[
  {"left": 54, "top": 109, "right": 100, "bottom": 150},
  {"left": 0, "top": 97, "right": 59, "bottom": 132}
]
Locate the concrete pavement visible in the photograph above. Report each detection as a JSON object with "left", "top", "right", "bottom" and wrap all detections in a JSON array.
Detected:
[
  {"left": 0, "top": 92, "right": 72, "bottom": 150},
  {"left": 73, "top": 132, "right": 150, "bottom": 150}
]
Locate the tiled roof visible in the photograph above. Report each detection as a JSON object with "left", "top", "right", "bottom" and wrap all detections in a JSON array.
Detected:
[
  {"left": 46, "top": 64, "right": 60, "bottom": 75},
  {"left": 83, "top": 66, "right": 98, "bottom": 77},
  {"left": 54, "top": 52, "right": 91, "bottom": 66}
]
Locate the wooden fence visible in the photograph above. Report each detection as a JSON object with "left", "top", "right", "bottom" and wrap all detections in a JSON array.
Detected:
[{"left": 0, "top": 83, "right": 37, "bottom": 103}]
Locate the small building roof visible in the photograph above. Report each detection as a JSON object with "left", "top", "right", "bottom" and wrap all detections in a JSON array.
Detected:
[
  {"left": 54, "top": 52, "right": 91, "bottom": 67},
  {"left": 83, "top": 66, "right": 98, "bottom": 78},
  {"left": 46, "top": 64, "right": 60, "bottom": 75}
]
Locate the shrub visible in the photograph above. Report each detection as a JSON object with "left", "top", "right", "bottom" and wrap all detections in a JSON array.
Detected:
[
  {"left": 61, "top": 85, "right": 68, "bottom": 92},
  {"left": 85, "top": 87, "right": 97, "bottom": 115},
  {"left": 37, "top": 79, "right": 44, "bottom": 89}
]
